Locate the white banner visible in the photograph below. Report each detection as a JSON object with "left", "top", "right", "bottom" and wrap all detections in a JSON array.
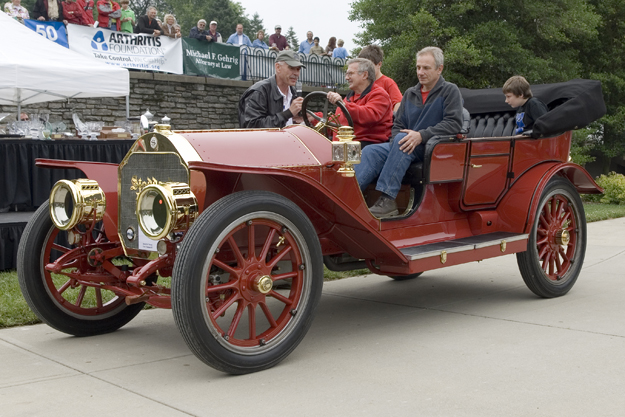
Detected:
[{"left": 67, "top": 24, "right": 182, "bottom": 74}]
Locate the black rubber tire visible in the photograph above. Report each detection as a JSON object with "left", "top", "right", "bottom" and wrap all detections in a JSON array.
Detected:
[
  {"left": 389, "top": 272, "right": 423, "bottom": 281},
  {"left": 172, "top": 191, "right": 323, "bottom": 374},
  {"left": 17, "top": 202, "right": 144, "bottom": 337},
  {"left": 516, "top": 177, "right": 586, "bottom": 298}
]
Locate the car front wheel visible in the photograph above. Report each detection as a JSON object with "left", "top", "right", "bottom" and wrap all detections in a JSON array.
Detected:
[{"left": 172, "top": 191, "right": 323, "bottom": 374}]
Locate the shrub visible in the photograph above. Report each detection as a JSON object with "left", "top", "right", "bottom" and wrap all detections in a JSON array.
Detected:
[{"left": 584, "top": 172, "right": 625, "bottom": 204}]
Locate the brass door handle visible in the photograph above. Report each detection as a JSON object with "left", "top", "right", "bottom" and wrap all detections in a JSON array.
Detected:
[{"left": 471, "top": 164, "right": 482, "bottom": 168}]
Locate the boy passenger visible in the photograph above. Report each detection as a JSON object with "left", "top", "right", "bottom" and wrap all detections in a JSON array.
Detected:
[{"left": 503, "top": 75, "right": 548, "bottom": 134}]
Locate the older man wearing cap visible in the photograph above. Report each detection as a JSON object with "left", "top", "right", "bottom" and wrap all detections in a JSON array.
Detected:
[
  {"left": 238, "top": 50, "right": 306, "bottom": 128},
  {"left": 268, "top": 25, "right": 289, "bottom": 51},
  {"left": 206, "top": 20, "right": 222, "bottom": 43}
]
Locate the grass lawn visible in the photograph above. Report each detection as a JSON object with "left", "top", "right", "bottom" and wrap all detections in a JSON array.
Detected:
[
  {"left": 2, "top": 202, "right": 624, "bottom": 329},
  {"left": 583, "top": 202, "right": 625, "bottom": 222}
]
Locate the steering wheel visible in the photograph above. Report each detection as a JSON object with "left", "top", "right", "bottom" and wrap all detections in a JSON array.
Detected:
[{"left": 302, "top": 91, "right": 354, "bottom": 139}]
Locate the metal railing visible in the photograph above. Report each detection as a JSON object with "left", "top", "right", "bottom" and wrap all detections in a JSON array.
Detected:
[{"left": 239, "top": 46, "right": 347, "bottom": 88}]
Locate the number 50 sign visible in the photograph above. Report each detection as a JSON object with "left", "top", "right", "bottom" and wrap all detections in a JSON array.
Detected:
[{"left": 24, "top": 19, "right": 69, "bottom": 48}]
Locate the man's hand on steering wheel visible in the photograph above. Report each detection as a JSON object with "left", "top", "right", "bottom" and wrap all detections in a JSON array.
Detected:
[
  {"left": 301, "top": 91, "right": 353, "bottom": 140},
  {"left": 289, "top": 97, "right": 304, "bottom": 118},
  {"left": 326, "top": 92, "right": 343, "bottom": 105}
]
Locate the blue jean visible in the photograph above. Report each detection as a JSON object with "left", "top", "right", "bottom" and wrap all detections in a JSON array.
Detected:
[{"left": 354, "top": 132, "right": 424, "bottom": 199}]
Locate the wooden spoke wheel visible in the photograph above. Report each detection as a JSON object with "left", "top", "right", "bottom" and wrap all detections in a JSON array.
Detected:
[
  {"left": 17, "top": 202, "right": 144, "bottom": 336},
  {"left": 517, "top": 178, "right": 586, "bottom": 298},
  {"left": 172, "top": 191, "right": 323, "bottom": 374}
]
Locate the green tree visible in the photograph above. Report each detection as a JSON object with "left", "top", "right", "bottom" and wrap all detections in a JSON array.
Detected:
[
  {"left": 247, "top": 12, "right": 266, "bottom": 39},
  {"left": 130, "top": 0, "right": 173, "bottom": 20},
  {"left": 349, "top": 0, "right": 600, "bottom": 91},
  {"left": 168, "top": 0, "right": 249, "bottom": 38},
  {"left": 579, "top": 0, "right": 625, "bottom": 173},
  {"left": 285, "top": 26, "right": 299, "bottom": 51}
]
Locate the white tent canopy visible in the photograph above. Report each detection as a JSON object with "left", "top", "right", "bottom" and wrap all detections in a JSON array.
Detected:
[{"left": 0, "top": 13, "right": 129, "bottom": 111}]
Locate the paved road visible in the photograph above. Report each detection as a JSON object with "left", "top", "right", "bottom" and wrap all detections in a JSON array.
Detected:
[{"left": 2, "top": 218, "right": 625, "bottom": 417}]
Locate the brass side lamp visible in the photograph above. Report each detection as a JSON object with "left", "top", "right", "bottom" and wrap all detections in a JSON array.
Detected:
[{"left": 332, "top": 126, "right": 361, "bottom": 177}]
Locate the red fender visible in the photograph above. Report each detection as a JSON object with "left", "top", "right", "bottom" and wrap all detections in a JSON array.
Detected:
[
  {"left": 35, "top": 158, "right": 120, "bottom": 243},
  {"left": 187, "top": 160, "right": 409, "bottom": 267},
  {"left": 496, "top": 162, "right": 602, "bottom": 234}
]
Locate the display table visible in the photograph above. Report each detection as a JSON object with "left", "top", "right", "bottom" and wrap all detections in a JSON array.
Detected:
[{"left": 0, "top": 139, "right": 133, "bottom": 211}]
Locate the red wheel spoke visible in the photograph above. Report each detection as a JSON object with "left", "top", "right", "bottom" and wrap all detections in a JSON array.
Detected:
[
  {"left": 95, "top": 287, "right": 103, "bottom": 308},
  {"left": 259, "top": 302, "right": 278, "bottom": 328},
  {"left": 248, "top": 304, "right": 256, "bottom": 340},
  {"left": 271, "top": 271, "right": 298, "bottom": 281},
  {"left": 540, "top": 251, "right": 551, "bottom": 272},
  {"left": 51, "top": 243, "right": 70, "bottom": 254},
  {"left": 549, "top": 255, "right": 556, "bottom": 276},
  {"left": 259, "top": 229, "right": 277, "bottom": 261},
  {"left": 205, "top": 280, "right": 238, "bottom": 295},
  {"left": 211, "top": 292, "right": 239, "bottom": 319},
  {"left": 537, "top": 244, "right": 549, "bottom": 260},
  {"left": 75, "top": 285, "right": 87, "bottom": 307},
  {"left": 539, "top": 213, "right": 550, "bottom": 230},
  {"left": 553, "top": 198, "right": 563, "bottom": 220},
  {"left": 560, "top": 211, "right": 571, "bottom": 227},
  {"left": 227, "top": 301, "right": 246, "bottom": 338},
  {"left": 558, "top": 246, "right": 571, "bottom": 263},
  {"left": 212, "top": 258, "right": 239, "bottom": 276},
  {"left": 57, "top": 279, "right": 72, "bottom": 295},
  {"left": 267, "top": 245, "right": 293, "bottom": 269},
  {"left": 228, "top": 236, "right": 246, "bottom": 267},
  {"left": 248, "top": 223, "right": 256, "bottom": 260},
  {"left": 550, "top": 197, "right": 558, "bottom": 220},
  {"left": 554, "top": 252, "right": 563, "bottom": 272},
  {"left": 269, "top": 290, "right": 293, "bottom": 306}
]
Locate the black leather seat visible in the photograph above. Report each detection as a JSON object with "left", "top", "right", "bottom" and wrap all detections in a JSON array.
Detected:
[{"left": 468, "top": 113, "right": 516, "bottom": 138}]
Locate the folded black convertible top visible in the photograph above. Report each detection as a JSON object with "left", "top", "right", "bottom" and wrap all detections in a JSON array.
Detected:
[{"left": 459, "top": 79, "right": 606, "bottom": 138}]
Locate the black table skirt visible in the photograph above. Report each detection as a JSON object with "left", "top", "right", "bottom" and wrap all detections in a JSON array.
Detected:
[{"left": 1, "top": 139, "right": 133, "bottom": 211}]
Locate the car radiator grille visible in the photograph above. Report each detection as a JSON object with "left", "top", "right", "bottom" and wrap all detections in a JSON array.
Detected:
[{"left": 119, "top": 152, "right": 188, "bottom": 250}]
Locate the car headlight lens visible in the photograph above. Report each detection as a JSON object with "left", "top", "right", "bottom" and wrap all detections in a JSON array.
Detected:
[
  {"left": 49, "top": 179, "right": 106, "bottom": 230},
  {"left": 136, "top": 182, "right": 197, "bottom": 240}
]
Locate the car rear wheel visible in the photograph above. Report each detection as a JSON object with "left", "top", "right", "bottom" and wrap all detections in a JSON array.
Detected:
[
  {"left": 516, "top": 177, "right": 586, "bottom": 298},
  {"left": 17, "top": 202, "right": 144, "bottom": 336},
  {"left": 172, "top": 191, "right": 323, "bottom": 374}
]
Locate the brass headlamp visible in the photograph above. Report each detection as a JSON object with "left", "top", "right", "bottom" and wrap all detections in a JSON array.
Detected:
[
  {"left": 136, "top": 182, "right": 197, "bottom": 240},
  {"left": 49, "top": 179, "right": 106, "bottom": 230},
  {"left": 332, "top": 126, "right": 361, "bottom": 177}
]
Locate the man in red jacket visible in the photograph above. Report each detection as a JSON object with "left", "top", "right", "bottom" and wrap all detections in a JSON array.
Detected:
[
  {"left": 323, "top": 58, "right": 393, "bottom": 148},
  {"left": 63, "top": 0, "right": 88, "bottom": 25}
]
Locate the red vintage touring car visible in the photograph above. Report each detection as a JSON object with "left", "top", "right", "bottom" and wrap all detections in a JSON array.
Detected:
[{"left": 18, "top": 79, "right": 605, "bottom": 374}]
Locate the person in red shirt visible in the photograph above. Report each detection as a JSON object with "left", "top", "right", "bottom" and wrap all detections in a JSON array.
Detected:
[
  {"left": 75, "top": 0, "right": 94, "bottom": 24},
  {"left": 321, "top": 58, "right": 393, "bottom": 148},
  {"left": 358, "top": 45, "right": 403, "bottom": 113},
  {"left": 62, "top": 0, "right": 88, "bottom": 25}
]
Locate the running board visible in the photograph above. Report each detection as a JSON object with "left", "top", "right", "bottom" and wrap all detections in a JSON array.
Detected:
[{"left": 399, "top": 232, "right": 529, "bottom": 261}]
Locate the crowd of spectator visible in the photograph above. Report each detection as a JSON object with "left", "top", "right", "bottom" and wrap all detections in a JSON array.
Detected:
[{"left": 3, "top": 2, "right": 350, "bottom": 58}]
